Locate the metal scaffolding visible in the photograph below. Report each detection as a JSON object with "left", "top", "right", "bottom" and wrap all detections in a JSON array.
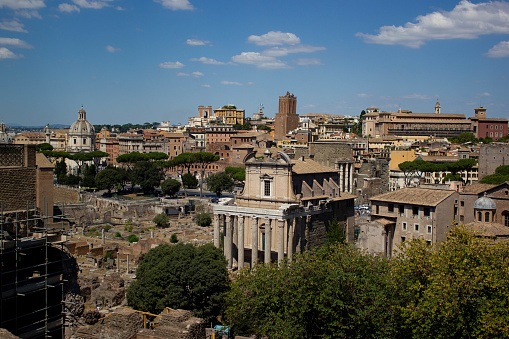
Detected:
[{"left": 0, "top": 200, "right": 75, "bottom": 339}]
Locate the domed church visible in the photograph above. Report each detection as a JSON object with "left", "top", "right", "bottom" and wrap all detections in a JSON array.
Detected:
[{"left": 67, "top": 106, "right": 95, "bottom": 153}]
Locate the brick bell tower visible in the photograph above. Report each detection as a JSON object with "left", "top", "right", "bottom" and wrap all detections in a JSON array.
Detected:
[{"left": 274, "top": 92, "right": 299, "bottom": 140}]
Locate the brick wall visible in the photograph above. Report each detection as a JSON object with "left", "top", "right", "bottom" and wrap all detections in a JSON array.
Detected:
[
  {"left": 308, "top": 142, "right": 353, "bottom": 167},
  {"left": 54, "top": 186, "right": 80, "bottom": 204},
  {"left": 0, "top": 167, "right": 37, "bottom": 211}
]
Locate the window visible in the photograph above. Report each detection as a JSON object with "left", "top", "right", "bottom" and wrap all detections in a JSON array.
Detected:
[
  {"left": 427, "top": 225, "right": 432, "bottom": 234},
  {"left": 83, "top": 138, "right": 86, "bottom": 144},
  {"left": 413, "top": 206, "right": 419, "bottom": 216},
  {"left": 478, "top": 211, "right": 482, "bottom": 221},
  {"left": 388, "top": 204, "right": 394, "bottom": 213},
  {"left": 401, "top": 236, "right": 406, "bottom": 243},
  {"left": 414, "top": 224, "right": 419, "bottom": 232},
  {"left": 264, "top": 180, "right": 271, "bottom": 196},
  {"left": 399, "top": 205, "right": 405, "bottom": 214},
  {"left": 460, "top": 201, "right": 464, "bottom": 206},
  {"left": 73, "top": 139, "right": 76, "bottom": 144},
  {"left": 424, "top": 207, "right": 430, "bottom": 217},
  {"left": 402, "top": 222, "right": 407, "bottom": 231},
  {"left": 376, "top": 205, "right": 380, "bottom": 214},
  {"left": 460, "top": 215, "right": 464, "bottom": 222},
  {"left": 504, "top": 212, "right": 509, "bottom": 227},
  {"left": 485, "top": 212, "right": 490, "bottom": 222}
]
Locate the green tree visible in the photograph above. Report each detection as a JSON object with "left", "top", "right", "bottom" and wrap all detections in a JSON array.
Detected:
[
  {"left": 192, "top": 152, "right": 220, "bottom": 197},
  {"left": 182, "top": 173, "right": 199, "bottom": 189},
  {"left": 196, "top": 213, "right": 212, "bottom": 227},
  {"left": 257, "top": 125, "right": 271, "bottom": 132},
  {"left": 128, "top": 234, "right": 139, "bottom": 243},
  {"left": 225, "top": 244, "right": 397, "bottom": 338},
  {"left": 116, "top": 152, "right": 147, "bottom": 171},
  {"left": 132, "top": 161, "right": 162, "bottom": 193},
  {"left": 206, "top": 172, "right": 234, "bottom": 198},
  {"left": 96, "top": 167, "right": 128, "bottom": 193},
  {"left": 161, "top": 178, "right": 181, "bottom": 197},
  {"left": 126, "top": 243, "right": 229, "bottom": 323},
  {"left": 448, "top": 132, "right": 478, "bottom": 144},
  {"left": 225, "top": 166, "right": 246, "bottom": 182},
  {"left": 87, "top": 150, "right": 109, "bottom": 169},
  {"left": 153, "top": 213, "right": 169, "bottom": 227},
  {"left": 54, "top": 158, "right": 67, "bottom": 183},
  {"left": 170, "top": 234, "right": 178, "bottom": 243},
  {"left": 71, "top": 152, "right": 93, "bottom": 176},
  {"left": 36, "top": 143, "right": 53, "bottom": 152},
  {"left": 325, "top": 218, "right": 346, "bottom": 245}
]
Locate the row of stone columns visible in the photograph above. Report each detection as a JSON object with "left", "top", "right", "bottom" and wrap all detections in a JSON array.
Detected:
[
  {"left": 338, "top": 162, "right": 354, "bottom": 193},
  {"left": 214, "top": 214, "right": 304, "bottom": 270}
]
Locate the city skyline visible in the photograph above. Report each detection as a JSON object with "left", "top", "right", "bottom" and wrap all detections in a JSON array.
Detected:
[{"left": 1, "top": 0, "right": 508, "bottom": 126}]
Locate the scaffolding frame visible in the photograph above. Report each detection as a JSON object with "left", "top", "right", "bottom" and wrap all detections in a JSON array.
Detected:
[{"left": 0, "top": 199, "right": 75, "bottom": 339}]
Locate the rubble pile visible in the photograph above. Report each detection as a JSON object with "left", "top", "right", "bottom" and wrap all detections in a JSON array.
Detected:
[
  {"left": 73, "top": 308, "right": 143, "bottom": 339},
  {"left": 139, "top": 309, "right": 206, "bottom": 339}
]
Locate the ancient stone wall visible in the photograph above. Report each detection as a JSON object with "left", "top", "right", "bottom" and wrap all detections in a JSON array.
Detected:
[
  {"left": 308, "top": 142, "right": 353, "bottom": 168},
  {"left": 0, "top": 167, "right": 36, "bottom": 211},
  {"left": 54, "top": 186, "right": 80, "bottom": 204}
]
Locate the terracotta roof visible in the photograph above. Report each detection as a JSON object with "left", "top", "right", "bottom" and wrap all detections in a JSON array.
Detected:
[
  {"left": 232, "top": 144, "right": 255, "bottom": 149},
  {"left": 462, "top": 183, "right": 498, "bottom": 194},
  {"left": 291, "top": 158, "right": 336, "bottom": 175},
  {"left": 373, "top": 218, "right": 396, "bottom": 225},
  {"left": 370, "top": 187, "right": 456, "bottom": 206},
  {"left": 465, "top": 221, "right": 509, "bottom": 238}
]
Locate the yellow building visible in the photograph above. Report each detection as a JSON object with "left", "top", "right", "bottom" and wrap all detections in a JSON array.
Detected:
[
  {"left": 214, "top": 105, "right": 245, "bottom": 125},
  {"left": 389, "top": 149, "right": 418, "bottom": 171}
]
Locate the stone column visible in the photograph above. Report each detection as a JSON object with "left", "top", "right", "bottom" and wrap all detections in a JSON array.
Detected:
[
  {"left": 238, "top": 216, "right": 244, "bottom": 269},
  {"left": 101, "top": 229, "right": 105, "bottom": 245},
  {"left": 213, "top": 214, "right": 220, "bottom": 248},
  {"left": 126, "top": 253, "right": 130, "bottom": 273},
  {"left": 349, "top": 162, "right": 354, "bottom": 193},
  {"left": 339, "top": 163, "right": 344, "bottom": 192},
  {"left": 251, "top": 217, "right": 258, "bottom": 267},
  {"left": 264, "top": 218, "right": 271, "bottom": 264},
  {"left": 225, "top": 215, "right": 233, "bottom": 270},
  {"left": 346, "top": 163, "right": 350, "bottom": 193},
  {"left": 233, "top": 216, "right": 238, "bottom": 268},
  {"left": 288, "top": 218, "right": 295, "bottom": 261},
  {"left": 277, "top": 220, "right": 285, "bottom": 264}
]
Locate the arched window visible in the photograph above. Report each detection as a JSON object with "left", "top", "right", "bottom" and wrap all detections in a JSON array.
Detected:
[
  {"left": 503, "top": 211, "right": 509, "bottom": 227},
  {"left": 485, "top": 212, "right": 490, "bottom": 222},
  {"left": 478, "top": 211, "right": 482, "bottom": 222}
]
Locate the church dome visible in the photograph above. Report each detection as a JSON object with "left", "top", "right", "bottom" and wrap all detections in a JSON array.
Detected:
[
  {"left": 69, "top": 107, "right": 94, "bottom": 135},
  {"left": 474, "top": 195, "right": 496, "bottom": 210}
]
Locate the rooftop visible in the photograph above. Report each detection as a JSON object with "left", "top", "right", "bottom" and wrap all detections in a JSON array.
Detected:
[{"left": 370, "top": 187, "right": 456, "bottom": 207}]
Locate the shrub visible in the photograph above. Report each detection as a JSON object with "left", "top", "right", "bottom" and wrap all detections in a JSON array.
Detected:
[
  {"left": 153, "top": 213, "right": 169, "bottom": 227},
  {"left": 196, "top": 213, "right": 212, "bottom": 227},
  {"left": 170, "top": 234, "right": 178, "bottom": 243},
  {"left": 128, "top": 234, "right": 139, "bottom": 243}
]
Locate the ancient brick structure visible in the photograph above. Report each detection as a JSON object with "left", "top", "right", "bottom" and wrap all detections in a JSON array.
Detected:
[{"left": 274, "top": 92, "right": 299, "bottom": 140}]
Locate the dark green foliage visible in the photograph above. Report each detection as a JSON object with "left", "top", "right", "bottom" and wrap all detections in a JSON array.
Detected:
[
  {"left": 225, "top": 166, "right": 245, "bottom": 181},
  {"left": 225, "top": 244, "right": 396, "bottom": 338},
  {"left": 196, "top": 213, "right": 212, "bottom": 227},
  {"left": 206, "top": 172, "right": 234, "bottom": 198},
  {"left": 257, "top": 125, "right": 271, "bottom": 132},
  {"left": 95, "top": 167, "right": 128, "bottom": 193},
  {"left": 325, "top": 218, "right": 346, "bottom": 245},
  {"left": 448, "top": 132, "right": 478, "bottom": 144},
  {"left": 479, "top": 165, "right": 509, "bottom": 184},
  {"left": 36, "top": 143, "right": 53, "bottom": 151},
  {"left": 55, "top": 159, "right": 67, "bottom": 183},
  {"left": 132, "top": 161, "right": 162, "bottom": 193},
  {"left": 234, "top": 122, "right": 252, "bottom": 130},
  {"left": 170, "top": 234, "right": 178, "bottom": 243},
  {"left": 161, "top": 178, "right": 181, "bottom": 196},
  {"left": 116, "top": 152, "right": 148, "bottom": 170},
  {"left": 128, "top": 234, "right": 139, "bottom": 243},
  {"left": 399, "top": 158, "right": 477, "bottom": 185},
  {"left": 64, "top": 174, "right": 80, "bottom": 186},
  {"left": 153, "top": 213, "right": 169, "bottom": 227},
  {"left": 126, "top": 243, "right": 229, "bottom": 323},
  {"left": 115, "top": 232, "right": 122, "bottom": 238},
  {"left": 182, "top": 173, "right": 198, "bottom": 189}
]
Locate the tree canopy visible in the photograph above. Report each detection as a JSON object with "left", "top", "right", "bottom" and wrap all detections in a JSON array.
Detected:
[
  {"left": 95, "top": 167, "right": 128, "bottom": 193},
  {"left": 225, "top": 224, "right": 509, "bottom": 338},
  {"left": 161, "top": 178, "right": 181, "bottom": 197},
  {"left": 479, "top": 165, "right": 509, "bottom": 184},
  {"left": 132, "top": 161, "right": 162, "bottom": 193},
  {"left": 182, "top": 173, "right": 199, "bottom": 189},
  {"left": 126, "top": 243, "right": 229, "bottom": 324},
  {"left": 225, "top": 166, "right": 246, "bottom": 182},
  {"left": 206, "top": 172, "right": 234, "bottom": 198}
]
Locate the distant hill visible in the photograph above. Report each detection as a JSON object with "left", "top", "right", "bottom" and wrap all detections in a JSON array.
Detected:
[{"left": 6, "top": 123, "right": 70, "bottom": 130}]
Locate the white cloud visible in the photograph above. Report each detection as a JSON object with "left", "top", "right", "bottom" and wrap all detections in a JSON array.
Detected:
[
  {"left": 154, "top": 0, "right": 193, "bottom": 10},
  {"left": 72, "top": 0, "right": 112, "bottom": 9},
  {"left": 177, "top": 72, "right": 189, "bottom": 76},
  {"left": 190, "top": 56, "right": 231, "bottom": 65},
  {"left": 248, "top": 31, "right": 300, "bottom": 46},
  {"left": 0, "top": 38, "right": 33, "bottom": 48},
  {"left": 186, "top": 39, "right": 210, "bottom": 46},
  {"left": 59, "top": 3, "right": 80, "bottom": 12},
  {"left": 0, "top": 47, "right": 22, "bottom": 59},
  {"left": 356, "top": 0, "right": 509, "bottom": 48},
  {"left": 293, "top": 58, "right": 323, "bottom": 66},
  {"left": 105, "top": 45, "right": 121, "bottom": 53},
  {"left": 485, "top": 41, "right": 509, "bottom": 57},
  {"left": 221, "top": 81, "right": 243, "bottom": 86},
  {"left": 159, "top": 61, "right": 184, "bottom": 69},
  {"left": 201, "top": 84, "right": 211, "bottom": 88},
  {"left": 0, "top": 20, "right": 27, "bottom": 33},
  {"left": 231, "top": 52, "right": 289, "bottom": 70},
  {"left": 191, "top": 71, "right": 204, "bottom": 78},
  {"left": 0, "top": 0, "right": 45, "bottom": 10},
  {"left": 220, "top": 80, "right": 254, "bottom": 86},
  {"left": 357, "top": 93, "right": 371, "bottom": 98},
  {"left": 402, "top": 93, "right": 431, "bottom": 100},
  {"left": 115, "top": 6, "right": 125, "bottom": 10},
  {"left": 263, "top": 45, "right": 326, "bottom": 57},
  {"left": 15, "top": 10, "right": 42, "bottom": 18},
  {"left": 480, "top": 92, "right": 492, "bottom": 96}
]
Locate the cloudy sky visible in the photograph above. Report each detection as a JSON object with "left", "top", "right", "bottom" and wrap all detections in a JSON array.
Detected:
[{"left": 1, "top": 0, "right": 508, "bottom": 126}]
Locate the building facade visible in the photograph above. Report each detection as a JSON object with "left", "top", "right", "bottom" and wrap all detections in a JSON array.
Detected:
[
  {"left": 213, "top": 151, "right": 355, "bottom": 269},
  {"left": 213, "top": 105, "right": 245, "bottom": 125},
  {"left": 469, "top": 106, "right": 508, "bottom": 141},
  {"left": 67, "top": 106, "right": 95, "bottom": 154}
]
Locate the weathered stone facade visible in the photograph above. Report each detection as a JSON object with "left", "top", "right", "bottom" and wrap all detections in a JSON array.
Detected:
[
  {"left": 274, "top": 92, "right": 299, "bottom": 140},
  {"left": 478, "top": 143, "right": 509, "bottom": 179}
]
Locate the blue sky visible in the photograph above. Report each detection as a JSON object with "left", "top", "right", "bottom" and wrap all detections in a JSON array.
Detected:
[{"left": 1, "top": 0, "right": 508, "bottom": 126}]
